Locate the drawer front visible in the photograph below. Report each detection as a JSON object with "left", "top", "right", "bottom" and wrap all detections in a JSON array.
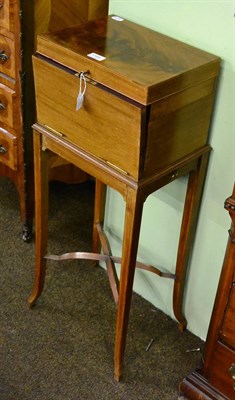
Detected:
[
  {"left": 0, "top": 0, "right": 15, "bottom": 32},
  {"left": 33, "top": 56, "right": 144, "bottom": 180},
  {"left": 0, "top": 33, "right": 16, "bottom": 78},
  {"left": 220, "top": 284, "right": 235, "bottom": 349},
  {"left": 208, "top": 342, "right": 235, "bottom": 399},
  {"left": 0, "top": 83, "right": 19, "bottom": 129},
  {"left": 0, "top": 127, "right": 17, "bottom": 169}
]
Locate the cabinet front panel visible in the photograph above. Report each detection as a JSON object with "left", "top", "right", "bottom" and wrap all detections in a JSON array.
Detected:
[
  {"left": 0, "top": 33, "right": 16, "bottom": 78},
  {"left": 220, "top": 284, "right": 235, "bottom": 349},
  {"left": 0, "top": 127, "right": 17, "bottom": 169},
  {"left": 33, "top": 56, "right": 143, "bottom": 179},
  {"left": 0, "top": 0, "right": 15, "bottom": 32},
  {"left": 0, "top": 83, "right": 19, "bottom": 130},
  {"left": 208, "top": 342, "right": 235, "bottom": 399}
]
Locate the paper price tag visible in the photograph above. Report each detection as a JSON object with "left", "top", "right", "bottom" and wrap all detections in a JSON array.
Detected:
[
  {"left": 112, "top": 16, "right": 124, "bottom": 22},
  {"left": 76, "top": 93, "right": 84, "bottom": 111},
  {"left": 76, "top": 72, "right": 87, "bottom": 111},
  {"left": 87, "top": 53, "right": 106, "bottom": 61}
]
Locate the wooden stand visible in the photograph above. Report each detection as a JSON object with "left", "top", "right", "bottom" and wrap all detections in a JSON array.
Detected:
[
  {"left": 28, "top": 123, "right": 211, "bottom": 380},
  {"left": 179, "top": 184, "right": 235, "bottom": 399}
]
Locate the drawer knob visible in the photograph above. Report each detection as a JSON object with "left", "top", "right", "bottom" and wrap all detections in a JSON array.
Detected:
[
  {"left": 0, "top": 101, "right": 6, "bottom": 111},
  {"left": 0, "top": 49, "right": 9, "bottom": 63},
  {"left": 229, "top": 364, "right": 235, "bottom": 390},
  {"left": 0, "top": 145, "right": 7, "bottom": 154}
]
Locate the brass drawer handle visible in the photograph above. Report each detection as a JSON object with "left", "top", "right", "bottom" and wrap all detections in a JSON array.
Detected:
[
  {"left": 229, "top": 364, "right": 235, "bottom": 390},
  {"left": 0, "top": 49, "right": 9, "bottom": 63},
  {"left": 0, "top": 145, "right": 7, "bottom": 154},
  {"left": 0, "top": 101, "right": 6, "bottom": 111}
]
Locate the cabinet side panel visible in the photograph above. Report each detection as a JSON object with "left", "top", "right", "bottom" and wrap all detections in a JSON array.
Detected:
[{"left": 144, "top": 78, "right": 217, "bottom": 176}]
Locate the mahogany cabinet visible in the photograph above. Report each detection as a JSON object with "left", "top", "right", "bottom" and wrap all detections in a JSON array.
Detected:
[
  {"left": 0, "top": 0, "right": 109, "bottom": 240},
  {"left": 180, "top": 183, "right": 235, "bottom": 399}
]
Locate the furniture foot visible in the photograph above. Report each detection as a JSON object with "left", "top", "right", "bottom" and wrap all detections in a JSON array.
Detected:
[
  {"left": 22, "top": 220, "right": 33, "bottom": 242},
  {"left": 28, "top": 258, "right": 47, "bottom": 307},
  {"left": 179, "top": 371, "right": 228, "bottom": 400}
]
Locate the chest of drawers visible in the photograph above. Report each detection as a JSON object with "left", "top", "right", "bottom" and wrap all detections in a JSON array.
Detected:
[
  {"left": 0, "top": 0, "right": 109, "bottom": 240},
  {"left": 0, "top": 1, "right": 20, "bottom": 153},
  {"left": 180, "top": 184, "right": 235, "bottom": 399},
  {"left": 0, "top": 0, "right": 24, "bottom": 228}
]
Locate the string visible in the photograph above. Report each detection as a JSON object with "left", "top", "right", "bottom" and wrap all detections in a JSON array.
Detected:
[{"left": 79, "top": 72, "right": 87, "bottom": 97}]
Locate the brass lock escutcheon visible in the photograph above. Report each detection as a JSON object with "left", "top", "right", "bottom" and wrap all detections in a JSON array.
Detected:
[
  {"left": 0, "top": 49, "right": 9, "bottom": 63},
  {"left": 229, "top": 364, "right": 235, "bottom": 390},
  {"left": 0, "top": 145, "right": 7, "bottom": 154}
]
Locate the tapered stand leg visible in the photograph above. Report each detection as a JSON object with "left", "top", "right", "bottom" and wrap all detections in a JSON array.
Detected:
[
  {"left": 173, "top": 152, "right": 210, "bottom": 331},
  {"left": 93, "top": 180, "right": 119, "bottom": 303},
  {"left": 28, "top": 130, "right": 49, "bottom": 307},
  {"left": 114, "top": 187, "right": 144, "bottom": 381},
  {"left": 93, "top": 180, "right": 107, "bottom": 254}
]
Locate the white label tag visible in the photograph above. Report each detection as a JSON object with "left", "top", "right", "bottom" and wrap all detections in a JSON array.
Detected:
[
  {"left": 76, "top": 93, "right": 84, "bottom": 111},
  {"left": 87, "top": 52, "right": 106, "bottom": 61},
  {"left": 76, "top": 72, "right": 87, "bottom": 111},
  {"left": 112, "top": 16, "right": 124, "bottom": 22}
]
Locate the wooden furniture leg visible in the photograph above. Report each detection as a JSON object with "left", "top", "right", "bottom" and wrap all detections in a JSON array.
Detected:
[
  {"left": 93, "top": 180, "right": 119, "bottom": 303},
  {"left": 114, "top": 187, "right": 144, "bottom": 381},
  {"left": 28, "top": 129, "right": 49, "bottom": 307},
  {"left": 173, "top": 152, "right": 210, "bottom": 331},
  {"left": 92, "top": 180, "right": 107, "bottom": 255}
]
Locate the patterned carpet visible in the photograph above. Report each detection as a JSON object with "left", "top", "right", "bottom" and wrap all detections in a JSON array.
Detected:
[{"left": 0, "top": 177, "right": 202, "bottom": 400}]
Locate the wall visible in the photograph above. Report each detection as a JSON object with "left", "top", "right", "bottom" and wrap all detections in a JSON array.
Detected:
[{"left": 105, "top": 0, "right": 235, "bottom": 339}]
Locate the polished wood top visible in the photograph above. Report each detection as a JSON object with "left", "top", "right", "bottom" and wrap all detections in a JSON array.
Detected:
[{"left": 37, "top": 15, "right": 220, "bottom": 104}]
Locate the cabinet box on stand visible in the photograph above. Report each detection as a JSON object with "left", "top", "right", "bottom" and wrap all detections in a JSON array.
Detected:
[{"left": 29, "top": 15, "right": 221, "bottom": 380}]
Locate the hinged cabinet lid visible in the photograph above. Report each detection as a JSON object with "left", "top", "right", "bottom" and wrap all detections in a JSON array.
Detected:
[{"left": 36, "top": 15, "right": 220, "bottom": 105}]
